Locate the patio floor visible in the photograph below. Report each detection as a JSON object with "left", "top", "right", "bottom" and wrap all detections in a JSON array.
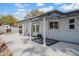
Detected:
[
  {"left": 32, "top": 37, "right": 59, "bottom": 46},
  {"left": 0, "top": 33, "right": 79, "bottom": 56},
  {"left": 50, "top": 42, "right": 79, "bottom": 56}
]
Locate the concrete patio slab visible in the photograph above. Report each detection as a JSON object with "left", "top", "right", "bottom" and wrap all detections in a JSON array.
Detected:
[
  {"left": 50, "top": 42, "right": 79, "bottom": 56},
  {"left": 0, "top": 33, "right": 79, "bottom": 56}
]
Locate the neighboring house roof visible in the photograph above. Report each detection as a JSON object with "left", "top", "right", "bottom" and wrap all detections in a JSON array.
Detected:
[
  {"left": 66, "top": 10, "right": 79, "bottom": 14},
  {"left": 65, "top": 10, "right": 79, "bottom": 17},
  {"left": 17, "top": 10, "right": 79, "bottom": 23}
]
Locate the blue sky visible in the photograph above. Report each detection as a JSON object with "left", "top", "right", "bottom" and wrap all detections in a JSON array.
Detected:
[{"left": 0, "top": 3, "right": 79, "bottom": 21}]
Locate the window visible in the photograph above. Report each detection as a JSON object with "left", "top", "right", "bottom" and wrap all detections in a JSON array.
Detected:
[
  {"left": 69, "top": 25, "right": 75, "bottom": 29},
  {"left": 69, "top": 19, "right": 75, "bottom": 23},
  {"left": 69, "top": 19, "right": 75, "bottom": 29},
  {"left": 32, "top": 25, "right": 35, "bottom": 32},
  {"left": 49, "top": 22, "right": 53, "bottom": 29},
  {"left": 54, "top": 21, "right": 58, "bottom": 29},
  {"left": 36, "top": 25, "right": 39, "bottom": 32},
  {"left": 49, "top": 21, "right": 58, "bottom": 29},
  {"left": 26, "top": 25, "right": 28, "bottom": 32},
  {"left": 6, "top": 26, "right": 9, "bottom": 28},
  {"left": 19, "top": 25, "right": 22, "bottom": 33},
  {"left": 32, "top": 24, "right": 39, "bottom": 33},
  {"left": 19, "top": 25, "right": 22, "bottom": 28}
]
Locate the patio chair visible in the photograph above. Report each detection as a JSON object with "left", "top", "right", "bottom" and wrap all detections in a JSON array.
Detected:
[{"left": 37, "top": 34, "right": 43, "bottom": 39}]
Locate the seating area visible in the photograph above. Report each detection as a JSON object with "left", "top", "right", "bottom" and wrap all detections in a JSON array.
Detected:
[
  {"left": 32, "top": 34, "right": 59, "bottom": 46},
  {"left": 32, "top": 37, "right": 59, "bottom": 46}
]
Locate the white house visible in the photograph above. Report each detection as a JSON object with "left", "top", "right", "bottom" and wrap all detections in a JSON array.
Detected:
[
  {"left": 17, "top": 10, "right": 79, "bottom": 46},
  {"left": 0, "top": 25, "right": 18, "bottom": 34}
]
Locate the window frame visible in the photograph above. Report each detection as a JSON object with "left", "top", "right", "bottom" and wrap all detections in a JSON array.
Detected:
[
  {"left": 36, "top": 24, "right": 39, "bottom": 32},
  {"left": 32, "top": 23, "right": 39, "bottom": 33},
  {"left": 49, "top": 21, "right": 53, "bottom": 29},
  {"left": 69, "top": 19, "right": 75, "bottom": 29},
  {"left": 53, "top": 21, "right": 59, "bottom": 29},
  {"left": 49, "top": 20, "right": 59, "bottom": 30}
]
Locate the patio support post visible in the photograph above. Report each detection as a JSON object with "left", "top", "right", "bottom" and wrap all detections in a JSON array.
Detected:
[
  {"left": 43, "top": 17, "right": 46, "bottom": 47},
  {"left": 22, "top": 24, "right": 24, "bottom": 36},
  {"left": 29, "top": 21, "right": 32, "bottom": 42}
]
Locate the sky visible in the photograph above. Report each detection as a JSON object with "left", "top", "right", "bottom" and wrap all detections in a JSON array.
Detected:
[{"left": 0, "top": 3, "right": 79, "bottom": 21}]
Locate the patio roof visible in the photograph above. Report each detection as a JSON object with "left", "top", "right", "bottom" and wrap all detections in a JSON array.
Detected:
[
  {"left": 17, "top": 10, "right": 79, "bottom": 23},
  {"left": 17, "top": 10, "right": 65, "bottom": 23}
]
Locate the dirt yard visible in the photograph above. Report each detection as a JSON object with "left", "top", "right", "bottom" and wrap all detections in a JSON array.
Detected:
[{"left": 0, "top": 38, "right": 12, "bottom": 56}]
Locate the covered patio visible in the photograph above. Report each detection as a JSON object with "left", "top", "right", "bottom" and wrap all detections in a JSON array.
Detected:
[
  {"left": 21, "top": 10, "right": 69, "bottom": 47},
  {"left": 17, "top": 10, "right": 79, "bottom": 48}
]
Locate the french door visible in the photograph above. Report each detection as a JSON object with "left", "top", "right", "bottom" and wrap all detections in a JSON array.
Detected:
[{"left": 32, "top": 23, "right": 39, "bottom": 36}]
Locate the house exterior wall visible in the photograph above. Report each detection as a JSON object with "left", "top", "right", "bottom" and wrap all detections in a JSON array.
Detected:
[
  {"left": 0, "top": 25, "right": 11, "bottom": 34},
  {"left": 23, "top": 22, "right": 30, "bottom": 36},
  {"left": 46, "top": 16, "right": 79, "bottom": 44},
  {"left": 17, "top": 16, "right": 79, "bottom": 44},
  {"left": 11, "top": 26, "right": 18, "bottom": 33},
  {"left": 17, "top": 21, "right": 30, "bottom": 35},
  {"left": 30, "top": 16, "right": 79, "bottom": 44},
  {"left": 0, "top": 25, "right": 18, "bottom": 34},
  {"left": 0, "top": 25, "right": 6, "bottom": 34}
]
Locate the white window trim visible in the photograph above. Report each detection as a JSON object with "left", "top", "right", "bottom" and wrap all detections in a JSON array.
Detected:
[
  {"left": 49, "top": 19, "right": 59, "bottom": 30},
  {"left": 68, "top": 18, "right": 75, "bottom": 30},
  {"left": 67, "top": 17, "right": 77, "bottom": 32},
  {"left": 32, "top": 23, "right": 39, "bottom": 33}
]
